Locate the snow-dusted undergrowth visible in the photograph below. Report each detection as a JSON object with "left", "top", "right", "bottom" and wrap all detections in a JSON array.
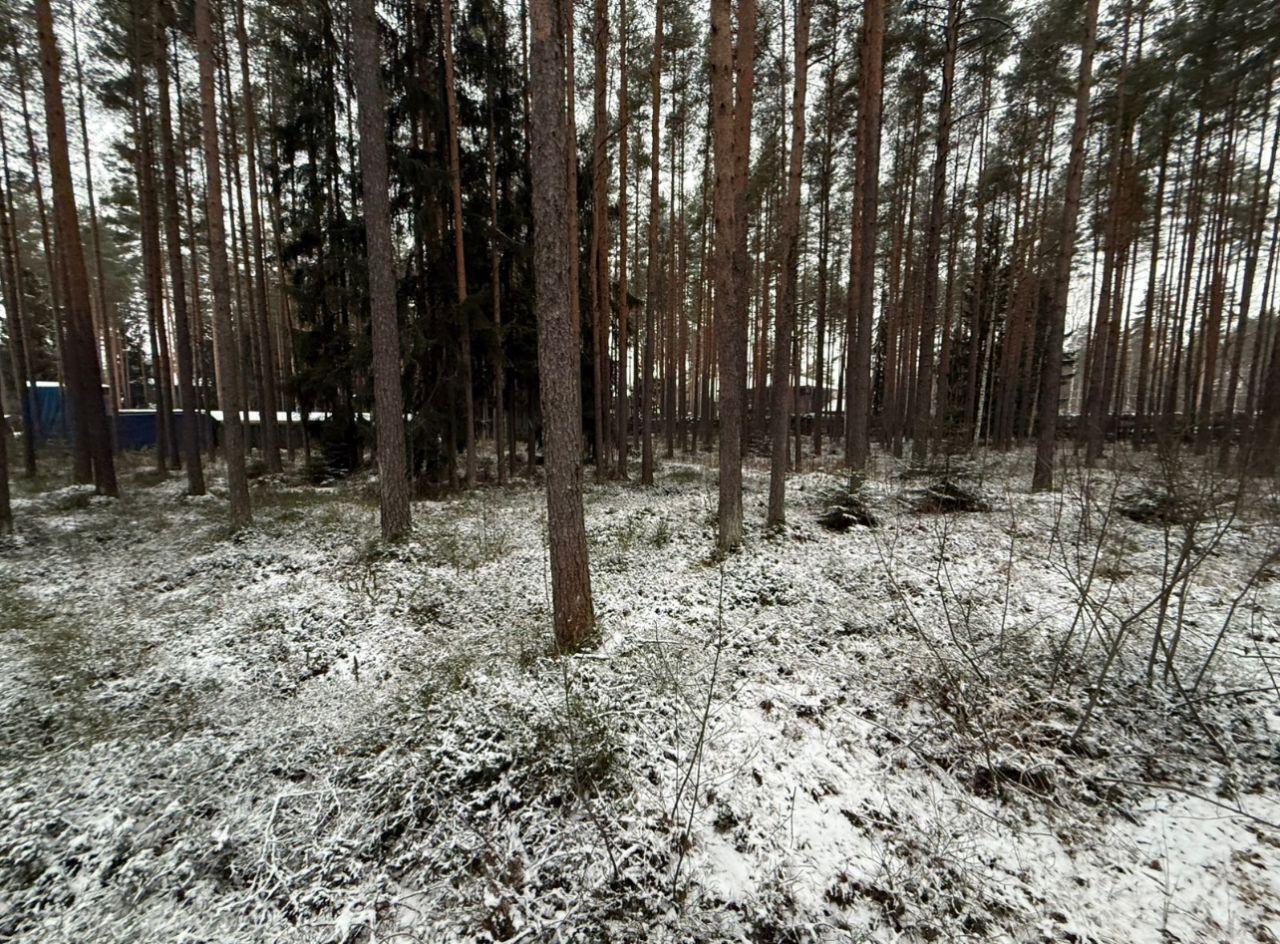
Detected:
[{"left": 1, "top": 447, "right": 1278, "bottom": 942}]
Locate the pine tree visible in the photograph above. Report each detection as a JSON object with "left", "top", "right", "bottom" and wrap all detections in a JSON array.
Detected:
[
  {"left": 195, "top": 0, "right": 250, "bottom": 525},
  {"left": 34, "top": 0, "right": 118, "bottom": 496},
  {"left": 529, "top": 0, "right": 595, "bottom": 648},
  {"left": 767, "top": 0, "right": 809, "bottom": 527},
  {"left": 352, "top": 0, "right": 411, "bottom": 540},
  {"left": 845, "top": 0, "right": 885, "bottom": 470},
  {"left": 155, "top": 2, "right": 206, "bottom": 495},
  {"left": 1032, "top": 0, "right": 1099, "bottom": 492}
]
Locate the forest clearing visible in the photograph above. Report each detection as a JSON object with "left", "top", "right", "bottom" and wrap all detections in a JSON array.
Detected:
[
  {"left": 2, "top": 0, "right": 1280, "bottom": 936},
  {"left": 2, "top": 446, "right": 1278, "bottom": 942}
]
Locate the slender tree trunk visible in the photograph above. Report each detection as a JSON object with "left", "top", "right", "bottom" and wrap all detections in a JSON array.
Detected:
[
  {"left": 590, "top": 0, "right": 609, "bottom": 478},
  {"left": 0, "top": 130, "right": 36, "bottom": 477},
  {"left": 1246, "top": 125, "right": 1280, "bottom": 466},
  {"left": 1082, "top": 10, "right": 1137, "bottom": 465},
  {"left": 34, "top": 0, "right": 118, "bottom": 496},
  {"left": 195, "top": 0, "right": 250, "bottom": 525},
  {"left": 442, "top": 0, "right": 476, "bottom": 488},
  {"left": 1220, "top": 78, "right": 1277, "bottom": 465},
  {"left": 641, "top": 0, "right": 664, "bottom": 485},
  {"left": 352, "top": 0, "right": 411, "bottom": 538},
  {"left": 1134, "top": 120, "right": 1171, "bottom": 449},
  {"left": 488, "top": 1, "right": 507, "bottom": 484},
  {"left": 70, "top": 2, "right": 119, "bottom": 422},
  {"left": 909, "top": 0, "right": 961, "bottom": 465},
  {"left": 235, "top": 0, "right": 281, "bottom": 470},
  {"left": 132, "top": 27, "right": 176, "bottom": 476},
  {"left": 1194, "top": 121, "right": 1237, "bottom": 454},
  {"left": 767, "top": 0, "right": 809, "bottom": 526},
  {"left": 15, "top": 40, "right": 80, "bottom": 477},
  {"left": 712, "top": 0, "right": 740, "bottom": 546},
  {"left": 616, "top": 0, "right": 631, "bottom": 478},
  {"left": 217, "top": 42, "right": 255, "bottom": 435},
  {"left": 713, "top": 0, "right": 755, "bottom": 551},
  {"left": 663, "top": 102, "right": 679, "bottom": 459},
  {"left": 529, "top": 0, "right": 595, "bottom": 648},
  {"left": 564, "top": 0, "right": 583, "bottom": 456},
  {"left": 1031, "top": 0, "right": 1099, "bottom": 491},
  {"left": 155, "top": 14, "right": 206, "bottom": 493},
  {"left": 811, "top": 28, "right": 836, "bottom": 458},
  {"left": 846, "top": 0, "right": 884, "bottom": 470}
]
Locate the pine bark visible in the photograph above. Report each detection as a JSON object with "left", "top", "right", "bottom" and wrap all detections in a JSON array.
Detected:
[
  {"left": 713, "top": 0, "right": 755, "bottom": 551},
  {"left": 529, "top": 0, "right": 596, "bottom": 649},
  {"left": 70, "top": 4, "right": 119, "bottom": 421},
  {"left": 0, "top": 135, "right": 36, "bottom": 477},
  {"left": 133, "top": 38, "right": 175, "bottom": 475},
  {"left": 767, "top": 0, "right": 809, "bottom": 526},
  {"left": 352, "top": 0, "right": 411, "bottom": 539},
  {"left": 845, "top": 0, "right": 884, "bottom": 470},
  {"left": 15, "top": 42, "right": 82, "bottom": 478},
  {"left": 487, "top": 2, "right": 507, "bottom": 484},
  {"left": 195, "top": 0, "right": 251, "bottom": 525},
  {"left": 640, "top": 0, "right": 663, "bottom": 485},
  {"left": 590, "top": 0, "right": 609, "bottom": 478},
  {"left": 909, "top": 0, "right": 960, "bottom": 465},
  {"left": 34, "top": 0, "right": 118, "bottom": 496},
  {"left": 616, "top": 0, "right": 631, "bottom": 477},
  {"left": 442, "top": 0, "right": 477, "bottom": 488},
  {"left": 155, "top": 19, "right": 206, "bottom": 494},
  {"left": 1031, "top": 0, "right": 1099, "bottom": 491},
  {"left": 234, "top": 0, "right": 281, "bottom": 470}
]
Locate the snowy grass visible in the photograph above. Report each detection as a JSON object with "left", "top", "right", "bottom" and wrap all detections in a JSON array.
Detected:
[{"left": 1, "top": 445, "right": 1278, "bottom": 942}]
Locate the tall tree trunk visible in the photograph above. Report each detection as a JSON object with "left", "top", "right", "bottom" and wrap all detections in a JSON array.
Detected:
[
  {"left": 0, "top": 127, "right": 36, "bottom": 477},
  {"left": 529, "top": 0, "right": 595, "bottom": 648},
  {"left": 845, "top": 0, "right": 884, "bottom": 470},
  {"left": 442, "top": 0, "right": 477, "bottom": 488},
  {"left": 615, "top": 0, "right": 631, "bottom": 477},
  {"left": 564, "top": 0, "right": 582, "bottom": 459},
  {"left": 70, "top": 1, "right": 119, "bottom": 421},
  {"left": 15, "top": 40, "right": 80, "bottom": 477},
  {"left": 1081, "top": 7, "right": 1136, "bottom": 465},
  {"left": 909, "top": 0, "right": 960, "bottom": 465},
  {"left": 712, "top": 0, "right": 755, "bottom": 551},
  {"left": 1134, "top": 117, "right": 1172, "bottom": 450},
  {"left": 811, "top": 27, "right": 835, "bottom": 458},
  {"left": 195, "top": 0, "right": 250, "bottom": 525},
  {"left": 1192, "top": 108, "right": 1238, "bottom": 454},
  {"left": 1031, "top": 0, "right": 1099, "bottom": 491},
  {"left": 155, "top": 14, "right": 206, "bottom": 494},
  {"left": 641, "top": 0, "right": 663, "bottom": 485},
  {"left": 1245, "top": 119, "right": 1280, "bottom": 465},
  {"left": 216, "top": 42, "right": 254, "bottom": 433},
  {"left": 767, "top": 0, "right": 809, "bottom": 527},
  {"left": 353, "top": 0, "right": 411, "bottom": 539},
  {"left": 34, "top": 0, "right": 118, "bottom": 496},
  {"left": 1220, "top": 77, "right": 1276, "bottom": 465},
  {"left": 132, "top": 29, "right": 175, "bottom": 475},
  {"left": 488, "top": 0, "right": 508, "bottom": 484},
  {"left": 235, "top": 0, "right": 281, "bottom": 471},
  {"left": 176, "top": 57, "right": 212, "bottom": 416},
  {"left": 590, "top": 0, "right": 609, "bottom": 478}
]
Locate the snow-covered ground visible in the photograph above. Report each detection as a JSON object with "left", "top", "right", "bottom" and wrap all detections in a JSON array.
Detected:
[{"left": 2, "top": 447, "right": 1278, "bottom": 943}]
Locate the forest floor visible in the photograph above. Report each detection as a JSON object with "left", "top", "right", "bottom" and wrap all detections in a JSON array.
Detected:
[{"left": 1, "top": 443, "right": 1279, "bottom": 943}]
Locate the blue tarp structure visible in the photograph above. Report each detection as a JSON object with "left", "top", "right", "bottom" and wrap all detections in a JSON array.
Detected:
[
  {"left": 115, "top": 410, "right": 216, "bottom": 451},
  {"left": 21, "top": 382, "right": 214, "bottom": 451},
  {"left": 32, "top": 381, "right": 68, "bottom": 439}
]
